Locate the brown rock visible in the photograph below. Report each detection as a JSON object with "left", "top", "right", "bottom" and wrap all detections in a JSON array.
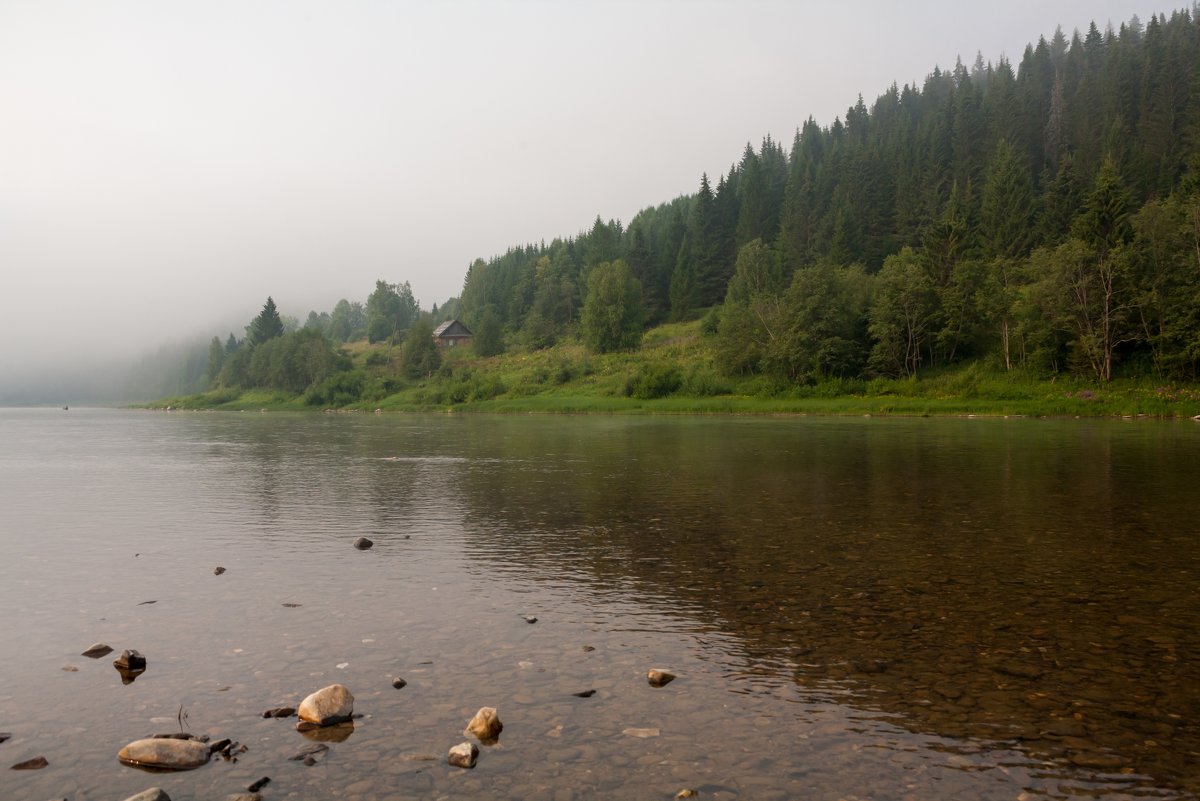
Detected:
[
  {"left": 647, "top": 669, "right": 676, "bottom": 687},
  {"left": 465, "top": 707, "right": 503, "bottom": 744},
  {"left": 82, "top": 643, "right": 114, "bottom": 658},
  {"left": 297, "top": 684, "right": 354, "bottom": 726},
  {"left": 117, "top": 738, "right": 210, "bottom": 771},
  {"left": 11, "top": 756, "right": 48, "bottom": 770}
]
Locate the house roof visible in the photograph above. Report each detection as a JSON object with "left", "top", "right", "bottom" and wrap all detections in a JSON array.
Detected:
[{"left": 433, "top": 319, "right": 473, "bottom": 338}]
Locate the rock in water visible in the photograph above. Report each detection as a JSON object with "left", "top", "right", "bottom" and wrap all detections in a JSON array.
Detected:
[
  {"left": 213, "top": 566, "right": 226, "bottom": 575},
  {"left": 465, "top": 707, "right": 503, "bottom": 744},
  {"left": 297, "top": 684, "right": 354, "bottom": 726},
  {"left": 121, "top": 789, "right": 172, "bottom": 801},
  {"left": 647, "top": 669, "right": 676, "bottom": 687},
  {"left": 114, "top": 650, "right": 148, "bottom": 670},
  {"left": 447, "top": 742, "right": 478, "bottom": 769},
  {"left": 118, "top": 738, "right": 210, "bottom": 771},
  {"left": 11, "top": 756, "right": 48, "bottom": 769},
  {"left": 572, "top": 689, "right": 596, "bottom": 698},
  {"left": 82, "top": 643, "right": 114, "bottom": 658},
  {"left": 391, "top": 678, "right": 407, "bottom": 689},
  {"left": 352, "top": 537, "right": 373, "bottom": 550}
]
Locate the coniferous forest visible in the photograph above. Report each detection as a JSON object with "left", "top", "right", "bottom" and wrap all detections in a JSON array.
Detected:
[
  {"left": 178, "top": 9, "right": 1200, "bottom": 411},
  {"left": 456, "top": 10, "right": 1200, "bottom": 384}
]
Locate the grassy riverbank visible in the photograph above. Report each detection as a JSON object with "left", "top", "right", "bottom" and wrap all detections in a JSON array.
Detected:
[{"left": 149, "top": 320, "right": 1200, "bottom": 419}]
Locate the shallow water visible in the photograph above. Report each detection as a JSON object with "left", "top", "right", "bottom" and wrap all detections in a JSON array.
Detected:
[{"left": 0, "top": 408, "right": 1197, "bottom": 800}]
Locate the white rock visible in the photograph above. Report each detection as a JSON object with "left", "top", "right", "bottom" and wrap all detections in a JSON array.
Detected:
[
  {"left": 298, "top": 683, "right": 354, "bottom": 726},
  {"left": 447, "top": 741, "right": 478, "bottom": 769}
]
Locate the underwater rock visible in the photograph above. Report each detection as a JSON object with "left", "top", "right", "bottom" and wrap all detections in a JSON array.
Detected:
[{"left": 647, "top": 669, "right": 676, "bottom": 687}]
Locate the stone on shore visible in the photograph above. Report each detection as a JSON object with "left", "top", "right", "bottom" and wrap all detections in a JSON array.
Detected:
[
  {"left": 121, "top": 789, "right": 172, "bottom": 801},
  {"left": 647, "top": 669, "right": 676, "bottom": 687},
  {"left": 82, "top": 643, "right": 114, "bottom": 658},
  {"left": 297, "top": 684, "right": 354, "bottom": 727},
  {"left": 352, "top": 537, "right": 373, "bottom": 550},
  {"left": 447, "top": 742, "right": 478, "bottom": 769},
  {"left": 465, "top": 706, "right": 503, "bottom": 744},
  {"left": 118, "top": 738, "right": 210, "bottom": 771}
]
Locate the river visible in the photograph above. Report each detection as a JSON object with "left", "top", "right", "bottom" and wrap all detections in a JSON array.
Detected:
[{"left": 1, "top": 408, "right": 1197, "bottom": 800}]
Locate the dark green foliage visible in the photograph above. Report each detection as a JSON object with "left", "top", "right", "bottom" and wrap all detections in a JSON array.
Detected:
[
  {"left": 581, "top": 260, "right": 644, "bottom": 353},
  {"left": 400, "top": 317, "right": 441, "bottom": 379},
  {"left": 219, "top": 328, "right": 349, "bottom": 393},
  {"left": 204, "top": 336, "right": 224, "bottom": 387},
  {"left": 366, "top": 280, "right": 419, "bottom": 344},
  {"left": 472, "top": 306, "right": 504, "bottom": 357},
  {"left": 624, "top": 364, "right": 682, "bottom": 399},
  {"left": 248, "top": 297, "right": 285, "bottom": 346}
]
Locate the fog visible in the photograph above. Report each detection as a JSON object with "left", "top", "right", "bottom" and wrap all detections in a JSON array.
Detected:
[{"left": 0, "top": 0, "right": 1169, "bottom": 402}]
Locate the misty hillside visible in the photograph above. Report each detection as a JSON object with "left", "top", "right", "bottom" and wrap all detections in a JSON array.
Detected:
[{"left": 454, "top": 9, "right": 1200, "bottom": 382}]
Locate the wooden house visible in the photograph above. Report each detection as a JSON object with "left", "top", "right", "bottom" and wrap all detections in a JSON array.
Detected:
[{"left": 433, "top": 319, "right": 474, "bottom": 348}]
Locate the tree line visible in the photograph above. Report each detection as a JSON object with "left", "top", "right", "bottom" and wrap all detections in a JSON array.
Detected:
[
  {"left": 200, "top": 279, "right": 454, "bottom": 401},
  {"left": 458, "top": 10, "right": 1200, "bottom": 382}
]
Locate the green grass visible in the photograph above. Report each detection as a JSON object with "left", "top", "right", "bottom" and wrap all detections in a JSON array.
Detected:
[{"left": 143, "top": 321, "right": 1200, "bottom": 419}]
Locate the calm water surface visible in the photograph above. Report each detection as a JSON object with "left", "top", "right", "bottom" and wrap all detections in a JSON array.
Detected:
[{"left": 0, "top": 409, "right": 1197, "bottom": 801}]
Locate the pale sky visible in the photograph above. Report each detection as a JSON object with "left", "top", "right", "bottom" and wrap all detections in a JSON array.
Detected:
[{"left": 0, "top": 0, "right": 1172, "bottom": 391}]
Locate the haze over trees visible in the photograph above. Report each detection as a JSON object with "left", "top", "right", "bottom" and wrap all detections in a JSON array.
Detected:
[
  {"left": 193, "top": 9, "right": 1200, "bottom": 406},
  {"left": 455, "top": 10, "right": 1200, "bottom": 384}
]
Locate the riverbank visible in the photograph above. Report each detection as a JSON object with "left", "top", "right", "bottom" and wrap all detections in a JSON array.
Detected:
[{"left": 146, "top": 320, "right": 1200, "bottom": 419}]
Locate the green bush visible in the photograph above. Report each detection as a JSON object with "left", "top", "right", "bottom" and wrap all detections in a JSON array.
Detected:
[{"left": 625, "top": 364, "right": 683, "bottom": 399}]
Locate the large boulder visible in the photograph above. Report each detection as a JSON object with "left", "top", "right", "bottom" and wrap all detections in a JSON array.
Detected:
[
  {"left": 297, "top": 684, "right": 354, "bottom": 726},
  {"left": 118, "top": 738, "right": 210, "bottom": 771},
  {"left": 465, "top": 706, "right": 503, "bottom": 744}
]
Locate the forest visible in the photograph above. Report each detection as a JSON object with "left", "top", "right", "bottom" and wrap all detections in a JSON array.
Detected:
[{"left": 188, "top": 9, "right": 1200, "bottom": 408}]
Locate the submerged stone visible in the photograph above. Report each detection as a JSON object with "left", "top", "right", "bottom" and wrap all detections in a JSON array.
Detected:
[
  {"left": 647, "top": 669, "right": 676, "bottom": 687},
  {"left": 82, "top": 643, "right": 114, "bottom": 658},
  {"left": 11, "top": 755, "right": 48, "bottom": 770},
  {"left": 118, "top": 738, "right": 210, "bottom": 771}
]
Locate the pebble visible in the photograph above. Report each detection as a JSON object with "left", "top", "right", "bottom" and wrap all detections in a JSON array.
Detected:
[
  {"left": 214, "top": 566, "right": 226, "bottom": 575},
  {"left": 11, "top": 755, "right": 48, "bottom": 770},
  {"left": 261, "top": 707, "right": 295, "bottom": 718},
  {"left": 353, "top": 537, "right": 373, "bottom": 550},
  {"left": 622, "top": 728, "right": 661, "bottom": 738},
  {"left": 81, "top": 643, "right": 113, "bottom": 658},
  {"left": 391, "top": 678, "right": 407, "bottom": 689}
]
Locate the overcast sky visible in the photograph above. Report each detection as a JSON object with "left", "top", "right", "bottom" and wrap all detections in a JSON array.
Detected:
[{"left": 0, "top": 0, "right": 1173, "bottom": 390}]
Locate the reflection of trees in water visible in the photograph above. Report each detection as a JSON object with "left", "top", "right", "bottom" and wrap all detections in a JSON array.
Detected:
[{"left": 448, "top": 418, "right": 1200, "bottom": 795}]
